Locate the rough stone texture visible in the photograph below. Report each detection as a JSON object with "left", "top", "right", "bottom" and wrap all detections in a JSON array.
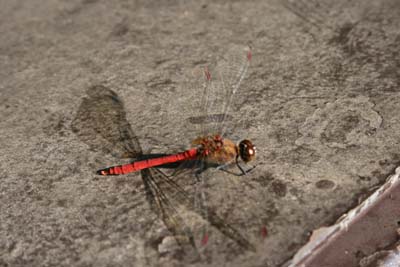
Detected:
[
  {"left": 289, "top": 167, "right": 400, "bottom": 267},
  {"left": 1, "top": 0, "right": 400, "bottom": 266}
]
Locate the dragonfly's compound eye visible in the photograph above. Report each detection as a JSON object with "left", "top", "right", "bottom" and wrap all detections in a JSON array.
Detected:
[{"left": 238, "top": 139, "right": 256, "bottom": 162}]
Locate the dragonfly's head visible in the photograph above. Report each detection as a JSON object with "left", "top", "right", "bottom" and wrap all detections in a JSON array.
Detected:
[{"left": 238, "top": 139, "right": 256, "bottom": 162}]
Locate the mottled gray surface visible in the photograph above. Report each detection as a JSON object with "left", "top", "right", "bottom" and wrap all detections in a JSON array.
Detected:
[{"left": 1, "top": 0, "right": 400, "bottom": 266}]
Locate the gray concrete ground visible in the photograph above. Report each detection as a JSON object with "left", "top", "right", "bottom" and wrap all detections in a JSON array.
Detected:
[{"left": 1, "top": 0, "right": 400, "bottom": 266}]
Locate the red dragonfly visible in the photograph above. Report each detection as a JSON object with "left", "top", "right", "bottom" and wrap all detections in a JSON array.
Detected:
[
  {"left": 97, "top": 134, "right": 255, "bottom": 176},
  {"left": 96, "top": 50, "right": 256, "bottom": 177},
  {"left": 72, "top": 45, "right": 258, "bottom": 260}
]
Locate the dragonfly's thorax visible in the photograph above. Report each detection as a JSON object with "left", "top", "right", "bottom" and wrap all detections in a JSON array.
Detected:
[{"left": 192, "top": 135, "right": 238, "bottom": 164}]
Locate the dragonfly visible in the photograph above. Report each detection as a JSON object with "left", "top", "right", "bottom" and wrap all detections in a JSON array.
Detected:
[
  {"left": 97, "top": 49, "right": 255, "bottom": 177},
  {"left": 72, "top": 45, "right": 259, "bottom": 260}
]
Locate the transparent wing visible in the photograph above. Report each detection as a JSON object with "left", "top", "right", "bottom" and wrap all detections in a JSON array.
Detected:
[
  {"left": 72, "top": 85, "right": 143, "bottom": 159},
  {"left": 185, "top": 45, "right": 252, "bottom": 139},
  {"left": 142, "top": 167, "right": 255, "bottom": 253},
  {"left": 141, "top": 168, "right": 200, "bottom": 259}
]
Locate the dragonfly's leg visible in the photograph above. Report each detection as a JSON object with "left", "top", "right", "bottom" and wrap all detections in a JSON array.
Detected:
[
  {"left": 218, "top": 167, "right": 243, "bottom": 176},
  {"left": 236, "top": 164, "right": 257, "bottom": 176},
  {"left": 237, "top": 165, "right": 247, "bottom": 176},
  {"left": 235, "top": 156, "right": 247, "bottom": 176},
  {"left": 245, "top": 164, "right": 257, "bottom": 173},
  {"left": 214, "top": 160, "right": 244, "bottom": 176},
  {"left": 217, "top": 157, "right": 256, "bottom": 176},
  {"left": 216, "top": 162, "right": 233, "bottom": 171}
]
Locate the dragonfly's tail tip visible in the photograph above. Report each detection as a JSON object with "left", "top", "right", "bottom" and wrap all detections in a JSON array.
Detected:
[{"left": 96, "top": 169, "right": 109, "bottom": 175}]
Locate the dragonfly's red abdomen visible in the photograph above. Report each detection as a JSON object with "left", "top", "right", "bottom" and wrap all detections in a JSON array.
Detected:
[{"left": 97, "top": 148, "right": 198, "bottom": 175}]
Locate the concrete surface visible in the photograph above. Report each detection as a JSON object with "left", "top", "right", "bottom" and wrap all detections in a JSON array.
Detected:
[{"left": 1, "top": 0, "right": 400, "bottom": 266}]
